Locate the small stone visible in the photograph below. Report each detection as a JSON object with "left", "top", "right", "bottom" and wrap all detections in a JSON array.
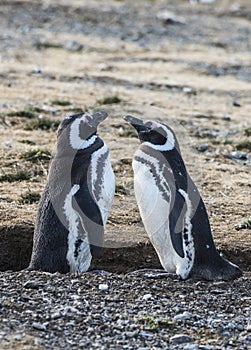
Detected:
[
  {"left": 210, "top": 289, "right": 225, "bottom": 294},
  {"left": 221, "top": 331, "right": 231, "bottom": 337},
  {"left": 222, "top": 115, "right": 231, "bottom": 121},
  {"left": 247, "top": 323, "right": 251, "bottom": 332},
  {"left": 98, "top": 284, "right": 109, "bottom": 291},
  {"left": 173, "top": 311, "right": 193, "bottom": 322},
  {"left": 23, "top": 280, "right": 42, "bottom": 289},
  {"left": 13, "top": 334, "right": 22, "bottom": 341},
  {"left": 233, "top": 101, "right": 241, "bottom": 107},
  {"left": 197, "top": 144, "right": 208, "bottom": 152},
  {"left": 156, "top": 10, "right": 186, "bottom": 25},
  {"left": 32, "top": 322, "right": 47, "bottom": 331},
  {"left": 142, "top": 293, "right": 152, "bottom": 301},
  {"left": 140, "top": 331, "right": 154, "bottom": 338},
  {"left": 4, "top": 141, "right": 12, "bottom": 148},
  {"left": 236, "top": 324, "right": 244, "bottom": 331},
  {"left": 183, "top": 344, "right": 199, "bottom": 350},
  {"left": 170, "top": 334, "right": 194, "bottom": 344},
  {"left": 31, "top": 67, "right": 42, "bottom": 74},
  {"left": 229, "top": 151, "right": 248, "bottom": 160}
]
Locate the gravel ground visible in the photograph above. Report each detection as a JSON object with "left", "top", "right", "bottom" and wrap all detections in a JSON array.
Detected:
[{"left": 0, "top": 271, "right": 250, "bottom": 349}]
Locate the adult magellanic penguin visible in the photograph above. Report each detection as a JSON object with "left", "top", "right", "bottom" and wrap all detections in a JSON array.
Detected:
[
  {"left": 124, "top": 115, "right": 242, "bottom": 281},
  {"left": 28, "top": 111, "right": 115, "bottom": 274}
]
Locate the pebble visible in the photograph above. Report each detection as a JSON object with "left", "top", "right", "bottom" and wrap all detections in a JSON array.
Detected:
[
  {"left": 197, "top": 144, "right": 208, "bottom": 152},
  {"left": 222, "top": 115, "right": 231, "bottom": 121},
  {"left": 170, "top": 334, "right": 194, "bottom": 344},
  {"left": 0, "top": 264, "right": 250, "bottom": 349},
  {"left": 233, "top": 101, "right": 241, "bottom": 107},
  {"left": 32, "top": 322, "right": 47, "bottom": 331},
  {"left": 98, "top": 283, "right": 109, "bottom": 291},
  {"left": 229, "top": 151, "right": 248, "bottom": 161},
  {"left": 173, "top": 311, "right": 193, "bottom": 322},
  {"left": 183, "top": 344, "right": 199, "bottom": 350},
  {"left": 142, "top": 293, "right": 152, "bottom": 301}
]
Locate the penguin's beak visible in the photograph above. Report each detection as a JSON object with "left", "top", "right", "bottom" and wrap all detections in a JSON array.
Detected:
[
  {"left": 124, "top": 115, "right": 151, "bottom": 133},
  {"left": 87, "top": 111, "right": 108, "bottom": 128}
]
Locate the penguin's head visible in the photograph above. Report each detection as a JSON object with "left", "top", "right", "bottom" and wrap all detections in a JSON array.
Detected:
[
  {"left": 124, "top": 115, "right": 177, "bottom": 151},
  {"left": 57, "top": 111, "right": 108, "bottom": 150}
]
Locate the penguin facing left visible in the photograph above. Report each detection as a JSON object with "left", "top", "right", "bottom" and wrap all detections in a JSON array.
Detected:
[
  {"left": 124, "top": 115, "right": 242, "bottom": 281},
  {"left": 28, "top": 111, "right": 115, "bottom": 274}
]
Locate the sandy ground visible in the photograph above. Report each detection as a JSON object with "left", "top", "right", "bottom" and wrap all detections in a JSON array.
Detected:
[{"left": 0, "top": 0, "right": 250, "bottom": 273}]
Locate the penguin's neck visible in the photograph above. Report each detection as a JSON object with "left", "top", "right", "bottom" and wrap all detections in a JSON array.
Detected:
[{"left": 56, "top": 135, "right": 104, "bottom": 158}]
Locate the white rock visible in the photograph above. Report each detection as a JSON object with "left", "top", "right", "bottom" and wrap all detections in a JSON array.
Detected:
[
  {"left": 98, "top": 283, "right": 109, "bottom": 291},
  {"left": 142, "top": 293, "right": 152, "bottom": 301}
]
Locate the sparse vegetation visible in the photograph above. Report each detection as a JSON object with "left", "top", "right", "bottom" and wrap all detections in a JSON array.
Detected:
[
  {"left": 118, "top": 127, "right": 138, "bottom": 138},
  {"left": 51, "top": 100, "right": 72, "bottom": 106},
  {"left": 0, "top": 170, "right": 32, "bottom": 182},
  {"left": 139, "top": 315, "right": 173, "bottom": 330},
  {"left": 18, "top": 191, "right": 41, "bottom": 204},
  {"left": 7, "top": 110, "right": 37, "bottom": 119},
  {"left": 115, "top": 184, "right": 130, "bottom": 195},
  {"left": 244, "top": 127, "right": 251, "bottom": 137},
  {"left": 235, "top": 217, "right": 251, "bottom": 231},
  {"left": 35, "top": 41, "right": 63, "bottom": 50},
  {"left": 19, "top": 140, "right": 36, "bottom": 145},
  {"left": 99, "top": 96, "right": 122, "bottom": 104},
  {"left": 236, "top": 140, "right": 251, "bottom": 151},
  {"left": 24, "top": 118, "right": 60, "bottom": 131},
  {"left": 20, "top": 149, "right": 52, "bottom": 163}
]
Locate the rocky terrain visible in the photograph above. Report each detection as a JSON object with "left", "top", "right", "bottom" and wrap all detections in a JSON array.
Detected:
[{"left": 0, "top": 0, "right": 250, "bottom": 348}]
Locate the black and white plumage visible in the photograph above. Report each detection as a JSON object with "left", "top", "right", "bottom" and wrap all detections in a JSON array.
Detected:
[
  {"left": 124, "top": 115, "right": 242, "bottom": 281},
  {"left": 28, "top": 111, "right": 115, "bottom": 274}
]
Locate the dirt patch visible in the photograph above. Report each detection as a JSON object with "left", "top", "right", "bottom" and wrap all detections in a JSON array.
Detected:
[{"left": 0, "top": 0, "right": 250, "bottom": 274}]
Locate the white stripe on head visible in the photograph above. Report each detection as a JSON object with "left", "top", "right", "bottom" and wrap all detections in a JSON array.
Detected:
[
  {"left": 69, "top": 115, "right": 97, "bottom": 150},
  {"left": 144, "top": 122, "right": 175, "bottom": 151}
]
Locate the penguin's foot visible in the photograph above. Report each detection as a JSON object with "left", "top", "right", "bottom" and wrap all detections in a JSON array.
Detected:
[
  {"left": 127, "top": 269, "right": 180, "bottom": 280},
  {"left": 190, "top": 259, "right": 243, "bottom": 281}
]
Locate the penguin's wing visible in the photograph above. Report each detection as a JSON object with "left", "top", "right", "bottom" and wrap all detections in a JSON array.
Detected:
[
  {"left": 72, "top": 184, "right": 104, "bottom": 257},
  {"left": 169, "top": 190, "right": 186, "bottom": 258}
]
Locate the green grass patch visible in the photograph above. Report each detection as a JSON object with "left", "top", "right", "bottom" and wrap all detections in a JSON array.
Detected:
[
  {"left": 235, "top": 217, "right": 251, "bottom": 231},
  {"left": 7, "top": 110, "right": 37, "bottom": 119},
  {"left": 51, "top": 100, "right": 72, "bottom": 106},
  {"left": 0, "top": 170, "right": 32, "bottom": 182},
  {"left": 20, "top": 149, "right": 52, "bottom": 163},
  {"left": 222, "top": 139, "right": 233, "bottom": 145},
  {"left": 115, "top": 184, "right": 130, "bottom": 195},
  {"left": 24, "top": 118, "right": 60, "bottom": 131},
  {"left": 99, "top": 96, "right": 122, "bottom": 104},
  {"left": 19, "top": 140, "right": 36, "bottom": 145},
  {"left": 244, "top": 127, "right": 251, "bottom": 137},
  {"left": 66, "top": 108, "right": 85, "bottom": 115},
  {"left": 139, "top": 316, "right": 173, "bottom": 330},
  {"left": 236, "top": 140, "right": 251, "bottom": 151},
  {"left": 18, "top": 191, "right": 41, "bottom": 204},
  {"left": 35, "top": 41, "right": 63, "bottom": 50},
  {"left": 119, "top": 129, "right": 138, "bottom": 138}
]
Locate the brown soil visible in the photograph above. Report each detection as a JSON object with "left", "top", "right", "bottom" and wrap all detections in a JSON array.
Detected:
[{"left": 0, "top": 0, "right": 250, "bottom": 273}]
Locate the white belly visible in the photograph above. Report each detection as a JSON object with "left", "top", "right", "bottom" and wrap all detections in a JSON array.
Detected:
[
  {"left": 133, "top": 157, "right": 192, "bottom": 279},
  {"left": 91, "top": 144, "right": 115, "bottom": 226},
  {"left": 64, "top": 184, "right": 92, "bottom": 273}
]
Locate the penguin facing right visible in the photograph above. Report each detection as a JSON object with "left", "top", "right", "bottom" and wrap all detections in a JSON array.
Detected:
[
  {"left": 124, "top": 115, "right": 242, "bottom": 281},
  {"left": 28, "top": 111, "right": 115, "bottom": 274}
]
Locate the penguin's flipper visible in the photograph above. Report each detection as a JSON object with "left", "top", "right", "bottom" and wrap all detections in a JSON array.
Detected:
[
  {"left": 169, "top": 190, "right": 186, "bottom": 258},
  {"left": 72, "top": 186, "right": 104, "bottom": 257}
]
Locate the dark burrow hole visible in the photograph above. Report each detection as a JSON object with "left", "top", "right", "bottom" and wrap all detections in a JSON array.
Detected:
[{"left": 0, "top": 225, "right": 250, "bottom": 273}]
